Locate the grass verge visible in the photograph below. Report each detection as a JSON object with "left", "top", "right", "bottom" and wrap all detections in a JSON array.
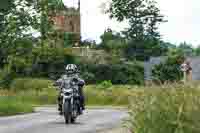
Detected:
[
  {"left": 0, "top": 83, "right": 132, "bottom": 116},
  {"left": 0, "top": 96, "right": 34, "bottom": 116}
]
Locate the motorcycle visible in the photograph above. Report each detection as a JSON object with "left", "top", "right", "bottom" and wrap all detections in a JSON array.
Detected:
[{"left": 60, "top": 78, "right": 82, "bottom": 124}]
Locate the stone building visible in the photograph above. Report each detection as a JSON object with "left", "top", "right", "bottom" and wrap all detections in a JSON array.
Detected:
[
  {"left": 52, "top": 9, "right": 80, "bottom": 34},
  {"left": 51, "top": 0, "right": 81, "bottom": 47}
]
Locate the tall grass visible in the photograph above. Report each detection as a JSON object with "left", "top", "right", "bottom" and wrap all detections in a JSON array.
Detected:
[
  {"left": 85, "top": 85, "right": 132, "bottom": 106},
  {"left": 127, "top": 83, "right": 200, "bottom": 133}
]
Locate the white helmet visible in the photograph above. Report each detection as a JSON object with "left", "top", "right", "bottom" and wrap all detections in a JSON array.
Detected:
[{"left": 65, "top": 64, "right": 78, "bottom": 73}]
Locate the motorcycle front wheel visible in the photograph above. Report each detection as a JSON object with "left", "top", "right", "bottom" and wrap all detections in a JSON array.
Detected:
[
  {"left": 71, "top": 102, "right": 79, "bottom": 123},
  {"left": 63, "top": 100, "right": 72, "bottom": 124}
]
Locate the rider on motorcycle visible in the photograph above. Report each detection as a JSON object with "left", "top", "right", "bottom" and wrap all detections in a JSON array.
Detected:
[{"left": 55, "top": 64, "right": 85, "bottom": 114}]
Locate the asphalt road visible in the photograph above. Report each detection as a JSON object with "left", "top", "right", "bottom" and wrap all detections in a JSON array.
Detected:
[{"left": 0, "top": 107, "right": 128, "bottom": 133}]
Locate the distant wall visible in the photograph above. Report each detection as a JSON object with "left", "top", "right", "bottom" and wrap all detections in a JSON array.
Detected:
[{"left": 67, "top": 47, "right": 109, "bottom": 64}]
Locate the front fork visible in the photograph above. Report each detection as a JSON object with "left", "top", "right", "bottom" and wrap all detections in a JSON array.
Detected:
[{"left": 62, "top": 95, "right": 73, "bottom": 112}]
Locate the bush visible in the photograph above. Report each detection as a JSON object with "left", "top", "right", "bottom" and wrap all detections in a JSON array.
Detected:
[
  {"left": 152, "top": 63, "right": 183, "bottom": 83},
  {"left": 152, "top": 54, "right": 185, "bottom": 83},
  {"left": 81, "top": 72, "right": 95, "bottom": 84},
  {"left": 128, "top": 84, "right": 200, "bottom": 133},
  {"left": 0, "top": 67, "right": 16, "bottom": 88},
  {"left": 98, "top": 80, "right": 113, "bottom": 89},
  {"left": 79, "top": 62, "right": 144, "bottom": 85}
]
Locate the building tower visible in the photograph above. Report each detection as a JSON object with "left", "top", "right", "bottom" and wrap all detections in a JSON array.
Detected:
[{"left": 52, "top": 0, "right": 81, "bottom": 47}]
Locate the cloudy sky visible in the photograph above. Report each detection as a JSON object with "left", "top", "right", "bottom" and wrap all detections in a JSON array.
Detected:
[{"left": 63, "top": 0, "right": 200, "bottom": 46}]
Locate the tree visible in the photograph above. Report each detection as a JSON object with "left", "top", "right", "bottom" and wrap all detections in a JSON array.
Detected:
[
  {"left": 99, "top": 29, "right": 126, "bottom": 49},
  {"left": 107, "top": 0, "right": 165, "bottom": 40},
  {"left": 0, "top": 0, "right": 39, "bottom": 69},
  {"left": 98, "top": 29, "right": 127, "bottom": 57},
  {"left": 0, "top": 0, "right": 65, "bottom": 63},
  {"left": 0, "top": 0, "right": 66, "bottom": 86},
  {"left": 124, "top": 39, "right": 168, "bottom": 61},
  {"left": 107, "top": 0, "right": 166, "bottom": 61},
  {"left": 80, "top": 39, "right": 96, "bottom": 47},
  {"left": 100, "top": 29, "right": 117, "bottom": 44},
  {"left": 34, "top": 0, "right": 65, "bottom": 44},
  {"left": 160, "top": 41, "right": 176, "bottom": 49},
  {"left": 178, "top": 42, "right": 194, "bottom": 56},
  {"left": 195, "top": 45, "right": 200, "bottom": 56}
]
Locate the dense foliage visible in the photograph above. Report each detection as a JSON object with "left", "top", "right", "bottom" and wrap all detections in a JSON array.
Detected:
[
  {"left": 152, "top": 51, "right": 185, "bottom": 83},
  {"left": 78, "top": 62, "right": 144, "bottom": 85},
  {"left": 124, "top": 39, "right": 168, "bottom": 61},
  {"left": 107, "top": 0, "right": 165, "bottom": 39},
  {"left": 0, "top": 0, "right": 67, "bottom": 87},
  {"left": 106, "top": 0, "right": 167, "bottom": 61}
]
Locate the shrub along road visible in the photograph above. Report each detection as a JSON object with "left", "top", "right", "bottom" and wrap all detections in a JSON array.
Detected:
[{"left": 0, "top": 107, "right": 128, "bottom": 133}]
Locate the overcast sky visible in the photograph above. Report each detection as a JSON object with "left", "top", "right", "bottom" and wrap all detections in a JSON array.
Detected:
[{"left": 63, "top": 0, "right": 200, "bottom": 46}]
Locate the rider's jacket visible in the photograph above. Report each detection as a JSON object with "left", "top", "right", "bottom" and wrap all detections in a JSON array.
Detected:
[{"left": 55, "top": 74, "right": 85, "bottom": 90}]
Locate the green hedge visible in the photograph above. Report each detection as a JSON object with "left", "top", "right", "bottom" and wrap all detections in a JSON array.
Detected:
[{"left": 79, "top": 62, "right": 144, "bottom": 85}]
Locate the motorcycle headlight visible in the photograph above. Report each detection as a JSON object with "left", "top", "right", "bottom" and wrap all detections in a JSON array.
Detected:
[
  {"left": 64, "top": 92, "right": 71, "bottom": 96},
  {"left": 63, "top": 89, "right": 73, "bottom": 96}
]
